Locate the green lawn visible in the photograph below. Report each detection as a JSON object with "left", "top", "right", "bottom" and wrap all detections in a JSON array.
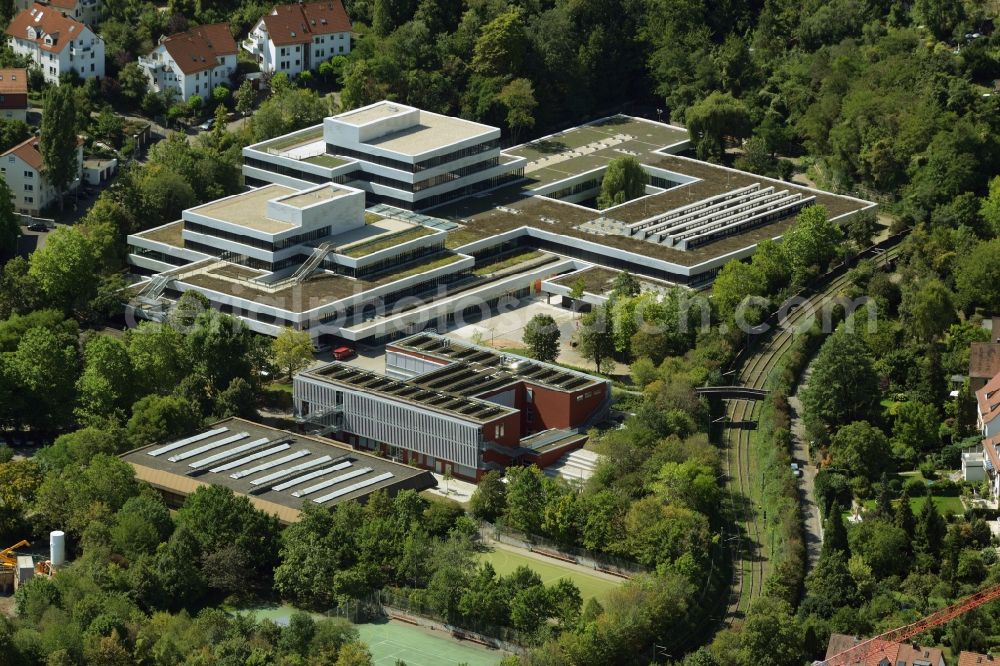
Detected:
[
  {"left": 861, "top": 495, "right": 965, "bottom": 516},
  {"left": 472, "top": 250, "right": 544, "bottom": 276},
  {"left": 477, "top": 546, "right": 622, "bottom": 604}
]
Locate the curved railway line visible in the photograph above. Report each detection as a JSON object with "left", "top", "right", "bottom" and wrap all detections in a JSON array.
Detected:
[{"left": 720, "top": 245, "right": 901, "bottom": 627}]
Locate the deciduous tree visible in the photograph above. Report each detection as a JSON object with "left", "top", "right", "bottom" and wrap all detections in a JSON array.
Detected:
[
  {"left": 272, "top": 327, "right": 314, "bottom": 381},
  {"left": 576, "top": 304, "right": 615, "bottom": 372},
  {"left": 523, "top": 313, "right": 560, "bottom": 362},
  {"left": 39, "top": 85, "right": 79, "bottom": 206},
  {"left": 597, "top": 157, "right": 648, "bottom": 209},
  {"left": 801, "top": 329, "right": 880, "bottom": 435}
]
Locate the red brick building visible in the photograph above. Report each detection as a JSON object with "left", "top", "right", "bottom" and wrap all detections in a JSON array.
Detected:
[{"left": 293, "top": 333, "right": 610, "bottom": 481}]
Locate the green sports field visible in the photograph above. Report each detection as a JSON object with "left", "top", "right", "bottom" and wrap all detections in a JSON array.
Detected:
[
  {"left": 237, "top": 606, "right": 504, "bottom": 666},
  {"left": 477, "top": 546, "right": 622, "bottom": 604},
  {"left": 356, "top": 619, "right": 504, "bottom": 666}
]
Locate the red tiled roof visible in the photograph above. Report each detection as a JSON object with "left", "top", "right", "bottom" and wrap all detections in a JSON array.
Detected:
[
  {"left": 977, "top": 372, "right": 1000, "bottom": 426},
  {"left": 971, "top": 343, "right": 1000, "bottom": 380},
  {"left": 984, "top": 436, "right": 1000, "bottom": 471},
  {"left": 45, "top": 0, "right": 79, "bottom": 11},
  {"left": 959, "top": 652, "right": 997, "bottom": 666},
  {"left": 0, "top": 69, "right": 28, "bottom": 95},
  {"left": 261, "top": 1, "right": 351, "bottom": 46},
  {"left": 5, "top": 4, "right": 88, "bottom": 54},
  {"left": 825, "top": 634, "right": 944, "bottom": 666},
  {"left": 2, "top": 136, "right": 43, "bottom": 172},
  {"left": 160, "top": 23, "right": 236, "bottom": 76}
]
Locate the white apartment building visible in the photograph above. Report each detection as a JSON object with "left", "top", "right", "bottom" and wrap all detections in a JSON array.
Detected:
[
  {"left": 1, "top": 135, "right": 82, "bottom": 215},
  {"left": 243, "top": 1, "right": 351, "bottom": 76},
  {"left": 138, "top": 23, "right": 237, "bottom": 102},
  {"left": 6, "top": 4, "right": 104, "bottom": 84},
  {"left": 15, "top": 0, "right": 101, "bottom": 27}
]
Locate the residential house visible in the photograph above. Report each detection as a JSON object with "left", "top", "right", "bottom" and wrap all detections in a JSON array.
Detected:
[
  {"left": 959, "top": 651, "right": 997, "bottom": 666},
  {"left": 5, "top": 4, "right": 104, "bottom": 84},
  {"left": 977, "top": 371, "right": 1000, "bottom": 439},
  {"left": 970, "top": 319, "right": 1000, "bottom": 391},
  {"left": 138, "top": 23, "right": 237, "bottom": 102},
  {"left": 962, "top": 447, "right": 985, "bottom": 482},
  {"left": 0, "top": 69, "right": 28, "bottom": 122},
  {"left": 824, "top": 634, "right": 945, "bottom": 666},
  {"left": 983, "top": 436, "right": 1000, "bottom": 498},
  {"left": 0, "top": 134, "right": 82, "bottom": 215},
  {"left": 15, "top": 0, "right": 101, "bottom": 26},
  {"left": 242, "top": 1, "right": 351, "bottom": 76}
]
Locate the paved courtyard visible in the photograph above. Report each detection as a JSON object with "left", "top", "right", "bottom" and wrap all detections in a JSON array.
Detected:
[{"left": 445, "top": 297, "right": 627, "bottom": 374}]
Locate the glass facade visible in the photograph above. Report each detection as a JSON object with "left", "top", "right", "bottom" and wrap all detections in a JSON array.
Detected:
[{"left": 185, "top": 221, "right": 332, "bottom": 252}]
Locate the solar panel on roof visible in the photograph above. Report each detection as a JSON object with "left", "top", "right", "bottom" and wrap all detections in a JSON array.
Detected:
[
  {"left": 292, "top": 467, "right": 372, "bottom": 497},
  {"left": 229, "top": 450, "right": 311, "bottom": 479},
  {"left": 187, "top": 437, "right": 270, "bottom": 469},
  {"left": 209, "top": 443, "right": 292, "bottom": 473},
  {"left": 270, "top": 461, "right": 353, "bottom": 492},
  {"left": 250, "top": 455, "right": 335, "bottom": 486},
  {"left": 148, "top": 427, "right": 228, "bottom": 457},
  {"left": 312, "top": 472, "right": 394, "bottom": 504},
  {"left": 167, "top": 432, "right": 250, "bottom": 462}
]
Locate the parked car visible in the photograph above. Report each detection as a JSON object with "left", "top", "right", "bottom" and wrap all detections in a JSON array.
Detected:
[
  {"left": 790, "top": 462, "right": 802, "bottom": 477},
  {"left": 198, "top": 118, "right": 215, "bottom": 131},
  {"left": 26, "top": 223, "right": 48, "bottom": 232},
  {"left": 333, "top": 346, "right": 355, "bottom": 360}
]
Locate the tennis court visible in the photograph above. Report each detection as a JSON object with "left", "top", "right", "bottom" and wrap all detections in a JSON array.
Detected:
[
  {"left": 478, "top": 545, "right": 622, "bottom": 605},
  {"left": 356, "top": 619, "right": 505, "bottom": 666}
]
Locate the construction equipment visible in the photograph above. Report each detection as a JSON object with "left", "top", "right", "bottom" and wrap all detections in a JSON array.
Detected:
[
  {"left": 816, "top": 583, "right": 1000, "bottom": 665},
  {"left": 0, "top": 540, "right": 29, "bottom": 567}
]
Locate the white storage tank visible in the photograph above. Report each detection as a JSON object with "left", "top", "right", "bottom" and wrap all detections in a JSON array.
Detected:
[{"left": 49, "top": 530, "right": 65, "bottom": 569}]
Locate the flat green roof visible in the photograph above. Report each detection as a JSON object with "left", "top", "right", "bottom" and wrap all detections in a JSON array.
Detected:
[
  {"left": 436, "top": 152, "right": 870, "bottom": 267},
  {"left": 506, "top": 116, "right": 690, "bottom": 187}
]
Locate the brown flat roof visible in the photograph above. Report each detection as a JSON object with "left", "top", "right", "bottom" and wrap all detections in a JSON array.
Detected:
[
  {"left": 971, "top": 342, "right": 1000, "bottom": 379},
  {"left": 180, "top": 252, "right": 465, "bottom": 308}
]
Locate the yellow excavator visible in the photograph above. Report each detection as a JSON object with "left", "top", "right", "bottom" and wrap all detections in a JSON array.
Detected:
[{"left": 0, "top": 540, "right": 30, "bottom": 568}]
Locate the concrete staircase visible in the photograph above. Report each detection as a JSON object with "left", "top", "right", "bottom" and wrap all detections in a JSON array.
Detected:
[
  {"left": 544, "top": 448, "right": 601, "bottom": 483},
  {"left": 287, "top": 242, "right": 335, "bottom": 283}
]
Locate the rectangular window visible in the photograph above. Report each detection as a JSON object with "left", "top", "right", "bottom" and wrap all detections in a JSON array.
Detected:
[
  {"left": 24, "top": 196, "right": 32, "bottom": 203},
  {"left": 23, "top": 184, "right": 32, "bottom": 191},
  {"left": 526, "top": 388, "right": 533, "bottom": 403},
  {"left": 23, "top": 171, "right": 31, "bottom": 178}
]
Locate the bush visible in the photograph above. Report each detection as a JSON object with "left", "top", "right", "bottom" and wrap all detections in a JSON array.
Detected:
[
  {"left": 929, "top": 478, "right": 959, "bottom": 497},
  {"left": 903, "top": 476, "right": 928, "bottom": 497},
  {"left": 918, "top": 461, "right": 938, "bottom": 480}
]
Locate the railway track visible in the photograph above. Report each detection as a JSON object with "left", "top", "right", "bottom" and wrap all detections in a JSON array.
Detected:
[{"left": 720, "top": 245, "right": 901, "bottom": 626}]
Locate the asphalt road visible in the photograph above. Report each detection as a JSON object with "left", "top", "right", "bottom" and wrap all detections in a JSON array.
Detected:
[{"left": 788, "top": 365, "right": 823, "bottom": 573}]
